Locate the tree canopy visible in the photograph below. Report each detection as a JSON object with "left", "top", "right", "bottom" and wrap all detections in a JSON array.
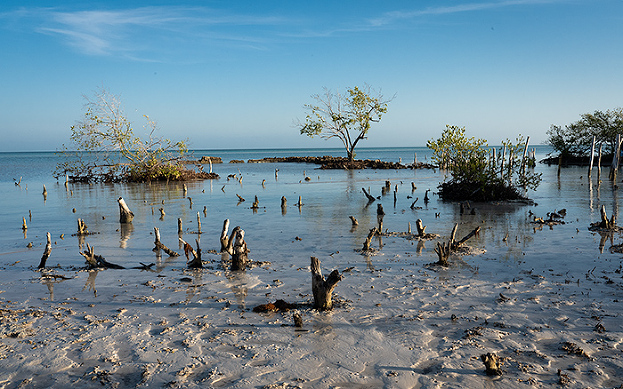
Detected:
[
  {"left": 427, "top": 125, "right": 541, "bottom": 201},
  {"left": 55, "top": 88, "right": 213, "bottom": 183},
  {"left": 547, "top": 108, "right": 623, "bottom": 158},
  {"left": 298, "top": 85, "right": 392, "bottom": 163}
]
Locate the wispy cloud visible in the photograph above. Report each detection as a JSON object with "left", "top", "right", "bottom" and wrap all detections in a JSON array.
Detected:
[
  {"left": 3, "top": 6, "right": 289, "bottom": 60},
  {"left": 367, "top": 0, "right": 565, "bottom": 27}
]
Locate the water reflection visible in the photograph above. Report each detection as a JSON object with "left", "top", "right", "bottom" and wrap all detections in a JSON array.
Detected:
[
  {"left": 83, "top": 270, "right": 98, "bottom": 297},
  {"left": 119, "top": 222, "right": 134, "bottom": 248}
]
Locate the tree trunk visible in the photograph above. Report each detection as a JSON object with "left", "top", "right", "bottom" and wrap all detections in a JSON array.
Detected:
[
  {"left": 220, "top": 219, "right": 230, "bottom": 252},
  {"left": 180, "top": 238, "right": 202, "bottom": 269},
  {"left": 310, "top": 256, "right": 342, "bottom": 311},
  {"left": 230, "top": 229, "right": 248, "bottom": 271},
  {"left": 118, "top": 197, "right": 134, "bottom": 223}
]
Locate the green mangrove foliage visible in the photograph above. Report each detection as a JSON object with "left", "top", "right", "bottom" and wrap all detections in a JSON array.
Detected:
[
  {"left": 55, "top": 88, "right": 206, "bottom": 183},
  {"left": 298, "top": 85, "right": 392, "bottom": 163},
  {"left": 427, "top": 125, "right": 541, "bottom": 201},
  {"left": 547, "top": 108, "right": 623, "bottom": 159}
]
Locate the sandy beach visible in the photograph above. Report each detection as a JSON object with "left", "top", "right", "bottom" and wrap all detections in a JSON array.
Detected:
[{"left": 1, "top": 155, "right": 622, "bottom": 388}]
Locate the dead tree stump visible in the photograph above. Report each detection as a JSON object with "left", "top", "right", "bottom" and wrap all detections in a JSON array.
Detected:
[
  {"left": 180, "top": 238, "right": 202, "bottom": 269},
  {"left": 118, "top": 197, "right": 134, "bottom": 223},
  {"left": 310, "top": 256, "right": 342, "bottom": 311},
  {"left": 77, "top": 218, "right": 89, "bottom": 235},
  {"left": 230, "top": 229, "right": 249, "bottom": 271},
  {"left": 362, "top": 188, "right": 375, "bottom": 202},
  {"left": 153, "top": 227, "right": 179, "bottom": 257},
  {"left": 415, "top": 219, "right": 426, "bottom": 237},
  {"left": 79, "top": 244, "right": 125, "bottom": 269},
  {"left": 220, "top": 219, "right": 230, "bottom": 252},
  {"left": 362, "top": 228, "right": 378, "bottom": 251},
  {"left": 37, "top": 232, "right": 52, "bottom": 269}
]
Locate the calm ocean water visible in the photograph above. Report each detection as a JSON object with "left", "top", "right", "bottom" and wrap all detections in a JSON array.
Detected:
[{"left": 0, "top": 145, "right": 617, "bottom": 281}]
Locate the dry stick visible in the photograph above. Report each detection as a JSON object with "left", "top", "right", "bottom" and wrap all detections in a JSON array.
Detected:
[
  {"left": 362, "top": 188, "right": 376, "bottom": 202},
  {"left": 180, "top": 237, "right": 202, "bottom": 269},
  {"left": 597, "top": 143, "right": 603, "bottom": 182},
  {"left": 197, "top": 212, "right": 202, "bottom": 234},
  {"left": 349, "top": 216, "right": 358, "bottom": 226},
  {"left": 588, "top": 135, "right": 596, "bottom": 178},
  {"left": 118, "top": 197, "right": 134, "bottom": 223},
  {"left": 230, "top": 229, "right": 248, "bottom": 271},
  {"left": 153, "top": 227, "right": 179, "bottom": 257},
  {"left": 610, "top": 134, "right": 622, "bottom": 181},
  {"left": 38, "top": 232, "right": 52, "bottom": 269},
  {"left": 177, "top": 218, "right": 183, "bottom": 234},
  {"left": 252, "top": 196, "right": 259, "bottom": 209},
  {"left": 310, "top": 256, "right": 342, "bottom": 311},
  {"left": 220, "top": 219, "right": 230, "bottom": 252},
  {"left": 22, "top": 217, "right": 27, "bottom": 231},
  {"left": 520, "top": 136, "right": 530, "bottom": 179},
  {"left": 42, "top": 184, "right": 47, "bottom": 198},
  {"left": 295, "top": 196, "right": 303, "bottom": 207}
]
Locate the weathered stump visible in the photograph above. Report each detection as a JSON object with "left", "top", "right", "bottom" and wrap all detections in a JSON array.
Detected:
[
  {"left": 79, "top": 244, "right": 125, "bottom": 269},
  {"left": 220, "top": 219, "right": 230, "bottom": 252},
  {"left": 362, "top": 188, "right": 375, "bottom": 202},
  {"left": 118, "top": 197, "right": 134, "bottom": 223},
  {"left": 310, "top": 256, "right": 342, "bottom": 311},
  {"left": 416, "top": 219, "right": 426, "bottom": 237},
  {"left": 230, "top": 229, "right": 248, "bottom": 271},
  {"left": 180, "top": 238, "right": 202, "bottom": 269},
  {"left": 362, "top": 228, "right": 378, "bottom": 251}
]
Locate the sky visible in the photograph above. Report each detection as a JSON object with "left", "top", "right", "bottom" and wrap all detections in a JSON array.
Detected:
[{"left": 1, "top": 0, "right": 622, "bottom": 152}]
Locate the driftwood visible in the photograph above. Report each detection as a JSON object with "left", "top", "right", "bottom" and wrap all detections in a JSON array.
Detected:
[
  {"left": 153, "top": 227, "right": 180, "bottom": 257},
  {"left": 22, "top": 217, "right": 27, "bottom": 231},
  {"left": 589, "top": 205, "right": 618, "bottom": 231},
  {"left": 481, "top": 352, "right": 502, "bottom": 376},
  {"left": 180, "top": 238, "right": 202, "bottom": 269},
  {"left": 349, "top": 216, "right": 358, "bottom": 226},
  {"left": 251, "top": 196, "right": 259, "bottom": 209},
  {"left": 295, "top": 196, "right": 303, "bottom": 207},
  {"left": 37, "top": 232, "right": 52, "bottom": 269},
  {"left": 79, "top": 244, "right": 125, "bottom": 269},
  {"left": 310, "top": 256, "right": 342, "bottom": 311},
  {"left": 76, "top": 218, "right": 88, "bottom": 235},
  {"left": 197, "top": 212, "right": 202, "bottom": 234},
  {"left": 434, "top": 224, "right": 481, "bottom": 266},
  {"left": 230, "top": 229, "right": 249, "bottom": 271},
  {"left": 178, "top": 218, "right": 183, "bottom": 234},
  {"left": 362, "top": 188, "right": 376, "bottom": 202},
  {"left": 362, "top": 228, "right": 378, "bottom": 251},
  {"left": 117, "top": 197, "right": 134, "bottom": 223}
]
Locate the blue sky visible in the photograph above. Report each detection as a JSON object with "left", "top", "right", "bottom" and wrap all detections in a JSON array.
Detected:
[{"left": 1, "top": 0, "right": 621, "bottom": 151}]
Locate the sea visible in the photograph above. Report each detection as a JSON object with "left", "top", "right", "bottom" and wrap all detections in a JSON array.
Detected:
[{"left": 0, "top": 145, "right": 618, "bottom": 300}]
